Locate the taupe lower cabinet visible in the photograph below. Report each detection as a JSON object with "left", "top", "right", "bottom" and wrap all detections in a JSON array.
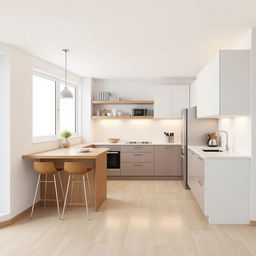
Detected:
[
  {"left": 95, "top": 144, "right": 182, "bottom": 177},
  {"left": 154, "top": 146, "right": 182, "bottom": 176},
  {"left": 121, "top": 146, "right": 154, "bottom": 176}
]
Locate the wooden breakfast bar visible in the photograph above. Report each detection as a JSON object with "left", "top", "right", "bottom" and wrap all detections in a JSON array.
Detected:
[{"left": 22, "top": 144, "right": 109, "bottom": 211}]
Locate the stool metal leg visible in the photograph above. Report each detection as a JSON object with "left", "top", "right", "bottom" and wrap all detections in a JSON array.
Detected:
[
  {"left": 82, "top": 175, "right": 89, "bottom": 220},
  {"left": 58, "top": 172, "right": 65, "bottom": 200},
  {"left": 69, "top": 174, "right": 74, "bottom": 210},
  {"left": 44, "top": 174, "right": 48, "bottom": 208},
  {"left": 86, "top": 173, "right": 94, "bottom": 210},
  {"left": 30, "top": 174, "right": 41, "bottom": 219},
  {"left": 61, "top": 174, "right": 71, "bottom": 220},
  {"left": 53, "top": 174, "right": 60, "bottom": 219}
]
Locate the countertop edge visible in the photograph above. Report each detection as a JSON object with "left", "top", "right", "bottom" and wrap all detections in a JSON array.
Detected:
[
  {"left": 188, "top": 145, "right": 251, "bottom": 159},
  {"left": 91, "top": 142, "right": 181, "bottom": 146}
]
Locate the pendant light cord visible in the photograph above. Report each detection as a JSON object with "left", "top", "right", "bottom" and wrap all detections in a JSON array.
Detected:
[{"left": 62, "top": 49, "right": 69, "bottom": 88}]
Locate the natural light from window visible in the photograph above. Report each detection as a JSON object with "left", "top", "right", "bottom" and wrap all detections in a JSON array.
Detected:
[
  {"left": 32, "top": 74, "right": 78, "bottom": 140},
  {"left": 33, "top": 75, "right": 56, "bottom": 138}
]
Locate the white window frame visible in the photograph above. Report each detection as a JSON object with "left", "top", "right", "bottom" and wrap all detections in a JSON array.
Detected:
[{"left": 32, "top": 71, "right": 80, "bottom": 142}]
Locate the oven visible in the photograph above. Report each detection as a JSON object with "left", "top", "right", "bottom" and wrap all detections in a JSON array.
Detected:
[
  {"left": 107, "top": 151, "right": 120, "bottom": 171},
  {"left": 95, "top": 145, "right": 121, "bottom": 176}
]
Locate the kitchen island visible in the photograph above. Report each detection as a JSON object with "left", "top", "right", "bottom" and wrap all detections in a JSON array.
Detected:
[{"left": 22, "top": 144, "right": 109, "bottom": 211}]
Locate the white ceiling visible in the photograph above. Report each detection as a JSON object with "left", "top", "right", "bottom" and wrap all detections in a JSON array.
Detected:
[{"left": 0, "top": 0, "right": 255, "bottom": 78}]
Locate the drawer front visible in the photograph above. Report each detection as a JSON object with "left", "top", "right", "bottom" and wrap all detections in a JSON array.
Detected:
[
  {"left": 190, "top": 177, "right": 205, "bottom": 213},
  {"left": 121, "top": 152, "right": 154, "bottom": 163},
  {"left": 121, "top": 145, "right": 154, "bottom": 153},
  {"left": 121, "top": 163, "right": 153, "bottom": 176}
]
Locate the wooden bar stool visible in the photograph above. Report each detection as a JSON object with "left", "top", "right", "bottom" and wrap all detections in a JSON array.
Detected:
[
  {"left": 61, "top": 162, "right": 93, "bottom": 220},
  {"left": 31, "top": 162, "right": 61, "bottom": 219}
]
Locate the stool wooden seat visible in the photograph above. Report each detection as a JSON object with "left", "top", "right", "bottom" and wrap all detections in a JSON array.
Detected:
[
  {"left": 31, "top": 162, "right": 64, "bottom": 219},
  {"left": 61, "top": 162, "right": 93, "bottom": 220}
]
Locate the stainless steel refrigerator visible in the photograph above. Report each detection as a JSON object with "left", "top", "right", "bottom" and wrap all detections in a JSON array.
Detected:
[{"left": 181, "top": 107, "right": 218, "bottom": 189}]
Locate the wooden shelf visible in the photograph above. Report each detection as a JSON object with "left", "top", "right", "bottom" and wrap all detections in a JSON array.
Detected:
[
  {"left": 92, "top": 100, "right": 154, "bottom": 105},
  {"left": 92, "top": 116, "right": 154, "bottom": 120}
]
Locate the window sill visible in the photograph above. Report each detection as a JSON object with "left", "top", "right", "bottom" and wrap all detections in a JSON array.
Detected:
[{"left": 32, "top": 136, "right": 81, "bottom": 144}]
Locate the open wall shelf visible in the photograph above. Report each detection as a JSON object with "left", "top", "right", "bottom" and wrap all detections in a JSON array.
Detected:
[
  {"left": 92, "top": 116, "right": 154, "bottom": 120},
  {"left": 92, "top": 100, "right": 154, "bottom": 105}
]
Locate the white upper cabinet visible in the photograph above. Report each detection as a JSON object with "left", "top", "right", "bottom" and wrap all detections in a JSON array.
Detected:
[
  {"left": 197, "top": 50, "right": 250, "bottom": 118},
  {"left": 154, "top": 85, "right": 189, "bottom": 119}
]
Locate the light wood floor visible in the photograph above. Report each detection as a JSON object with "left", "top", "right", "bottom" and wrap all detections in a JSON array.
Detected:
[{"left": 0, "top": 180, "right": 256, "bottom": 256}]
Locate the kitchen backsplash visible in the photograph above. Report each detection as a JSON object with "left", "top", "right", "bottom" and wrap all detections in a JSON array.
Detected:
[
  {"left": 92, "top": 119, "right": 182, "bottom": 143},
  {"left": 218, "top": 116, "right": 251, "bottom": 155}
]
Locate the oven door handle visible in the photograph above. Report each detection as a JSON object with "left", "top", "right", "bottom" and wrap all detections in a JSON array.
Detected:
[{"left": 107, "top": 152, "right": 119, "bottom": 154}]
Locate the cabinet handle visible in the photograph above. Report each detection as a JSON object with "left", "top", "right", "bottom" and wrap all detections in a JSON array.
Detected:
[
  {"left": 134, "top": 164, "right": 142, "bottom": 167},
  {"left": 198, "top": 180, "right": 203, "bottom": 186},
  {"left": 133, "top": 153, "right": 142, "bottom": 156},
  {"left": 134, "top": 146, "right": 143, "bottom": 149}
]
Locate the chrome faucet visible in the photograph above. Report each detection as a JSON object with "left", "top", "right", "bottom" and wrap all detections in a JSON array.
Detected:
[{"left": 217, "top": 130, "right": 229, "bottom": 151}]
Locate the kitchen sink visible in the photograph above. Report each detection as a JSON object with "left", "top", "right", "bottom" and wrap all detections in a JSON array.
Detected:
[{"left": 202, "top": 149, "right": 223, "bottom": 152}]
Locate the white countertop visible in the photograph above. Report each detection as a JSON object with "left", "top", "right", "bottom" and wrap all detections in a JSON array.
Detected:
[
  {"left": 188, "top": 145, "right": 251, "bottom": 159},
  {"left": 92, "top": 142, "right": 181, "bottom": 146}
]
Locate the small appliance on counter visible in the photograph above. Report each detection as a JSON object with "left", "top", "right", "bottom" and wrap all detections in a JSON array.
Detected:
[
  {"left": 207, "top": 133, "right": 218, "bottom": 147},
  {"left": 164, "top": 132, "right": 174, "bottom": 143},
  {"left": 132, "top": 108, "right": 147, "bottom": 116}
]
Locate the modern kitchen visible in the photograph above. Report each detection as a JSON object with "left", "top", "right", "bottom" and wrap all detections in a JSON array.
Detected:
[{"left": 1, "top": 1, "right": 256, "bottom": 255}]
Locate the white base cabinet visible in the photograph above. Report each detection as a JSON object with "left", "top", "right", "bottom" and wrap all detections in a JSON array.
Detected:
[{"left": 188, "top": 148, "right": 250, "bottom": 224}]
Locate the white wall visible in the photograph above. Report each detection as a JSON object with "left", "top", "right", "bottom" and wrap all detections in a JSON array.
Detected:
[
  {"left": 81, "top": 78, "right": 94, "bottom": 142},
  {"left": 0, "top": 55, "right": 10, "bottom": 215},
  {"left": 251, "top": 28, "right": 256, "bottom": 220},
  {"left": 190, "top": 80, "right": 197, "bottom": 108},
  {"left": 0, "top": 44, "right": 82, "bottom": 222},
  {"left": 218, "top": 117, "right": 251, "bottom": 155},
  {"left": 92, "top": 78, "right": 193, "bottom": 100}
]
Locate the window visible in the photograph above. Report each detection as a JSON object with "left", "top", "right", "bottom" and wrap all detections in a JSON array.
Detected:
[
  {"left": 33, "top": 76, "right": 56, "bottom": 138},
  {"left": 32, "top": 73, "right": 79, "bottom": 141}
]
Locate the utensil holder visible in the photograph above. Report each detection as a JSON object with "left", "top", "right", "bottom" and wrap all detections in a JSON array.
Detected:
[{"left": 166, "top": 136, "right": 171, "bottom": 143}]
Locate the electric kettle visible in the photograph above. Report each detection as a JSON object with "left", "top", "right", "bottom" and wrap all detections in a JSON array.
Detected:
[{"left": 207, "top": 133, "right": 218, "bottom": 147}]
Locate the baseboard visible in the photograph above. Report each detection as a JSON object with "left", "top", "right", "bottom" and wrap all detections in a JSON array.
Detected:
[
  {"left": 250, "top": 220, "right": 256, "bottom": 226},
  {"left": 0, "top": 201, "right": 41, "bottom": 229},
  {"left": 107, "top": 176, "right": 182, "bottom": 180}
]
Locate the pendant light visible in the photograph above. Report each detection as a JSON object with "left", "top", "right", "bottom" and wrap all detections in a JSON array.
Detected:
[{"left": 60, "top": 49, "right": 73, "bottom": 99}]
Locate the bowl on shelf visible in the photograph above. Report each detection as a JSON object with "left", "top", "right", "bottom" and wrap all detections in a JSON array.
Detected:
[{"left": 107, "top": 138, "right": 120, "bottom": 143}]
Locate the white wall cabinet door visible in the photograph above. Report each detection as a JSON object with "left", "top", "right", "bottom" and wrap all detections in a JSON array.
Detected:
[
  {"left": 154, "top": 86, "right": 172, "bottom": 118},
  {"left": 154, "top": 85, "right": 189, "bottom": 119},
  {"left": 197, "top": 50, "right": 250, "bottom": 118}
]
